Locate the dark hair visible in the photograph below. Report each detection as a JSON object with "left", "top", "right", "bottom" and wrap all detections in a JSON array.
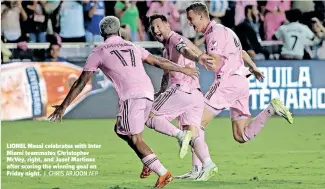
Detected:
[
  {"left": 49, "top": 43, "right": 61, "bottom": 50},
  {"left": 149, "top": 14, "right": 168, "bottom": 25},
  {"left": 245, "top": 5, "right": 253, "bottom": 17},
  {"left": 285, "top": 9, "right": 302, "bottom": 23},
  {"left": 186, "top": 2, "right": 208, "bottom": 16}
]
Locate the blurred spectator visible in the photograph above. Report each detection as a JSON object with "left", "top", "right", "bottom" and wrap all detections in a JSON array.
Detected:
[
  {"left": 45, "top": 43, "right": 67, "bottom": 62},
  {"left": 175, "top": 0, "right": 198, "bottom": 41},
  {"left": 207, "top": 0, "right": 229, "bottom": 24},
  {"left": 146, "top": 0, "right": 180, "bottom": 34},
  {"left": 114, "top": 0, "right": 145, "bottom": 41},
  {"left": 264, "top": 0, "right": 291, "bottom": 40},
  {"left": 59, "top": 1, "right": 86, "bottom": 42},
  {"left": 235, "top": 0, "right": 256, "bottom": 26},
  {"left": 273, "top": 9, "right": 315, "bottom": 60},
  {"left": 235, "top": 5, "right": 269, "bottom": 60},
  {"left": 41, "top": 0, "right": 62, "bottom": 35},
  {"left": 220, "top": 0, "right": 236, "bottom": 29},
  {"left": 84, "top": 0, "right": 105, "bottom": 42},
  {"left": 22, "top": 0, "right": 49, "bottom": 43},
  {"left": 1, "top": 40, "right": 12, "bottom": 62},
  {"left": 314, "top": 1, "right": 325, "bottom": 14},
  {"left": 120, "top": 24, "right": 131, "bottom": 41},
  {"left": 292, "top": 0, "right": 314, "bottom": 13},
  {"left": 104, "top": 1, "right": 116, "bottom": 16},
  {"left": 136, "top": 1, "right": 150, "bottom": 37},
  {"left": 1, "top": 0, "right": 28, "bottom": 43},
  {"left": 307, "top": 17, "right": 325, "bottom": 59}
]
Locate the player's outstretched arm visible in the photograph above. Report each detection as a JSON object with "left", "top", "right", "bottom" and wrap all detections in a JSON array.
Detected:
[
  {"left": 144, "top": 54, "right": 199, "bottom": 79},
  {"left": 48, "top": 71, "right": 94, "bottom": 122},
  {"left": 155, "top": 70, "right": 169, "bottom": 98},
  {"left": 242, "top": 50, "right": 264, "bottom": 81},
  {"left": 176, "top": 40, "right": 214, "bottom": 70},
  {"left": 178, "top": 40, "right": 202, "bottom": 62},
  {"left": 242, "top": 50, "right": 257, "bottom": 70}
]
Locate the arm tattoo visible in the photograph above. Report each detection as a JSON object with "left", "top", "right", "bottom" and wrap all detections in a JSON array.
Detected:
[
  {"left": 155, "top": 56, "right": 182, "bottom": 72},
  {"left": 159, "top": 73, "right": 169, "bottom": 93}
]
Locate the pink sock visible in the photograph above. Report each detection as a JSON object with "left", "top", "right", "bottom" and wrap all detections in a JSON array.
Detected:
[
  {"left": 243, "top": 104, "right": 275, "bottom": 141},
  {"left": 146, "top": 116, "right": 181, "bottom": 137},
  {"left": 191, "top": 126, "right": 205, "bottom": 171},
  {"left": 141, "top": 153, "right": 167, "bottom": 176},
  {"left": 191, "top": 127, "right": 212, "bottom": 168}
]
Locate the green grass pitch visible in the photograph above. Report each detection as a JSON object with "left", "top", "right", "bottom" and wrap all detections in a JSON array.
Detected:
[{"left": 1, "top": 117, "right": 325, "bottom": 189}]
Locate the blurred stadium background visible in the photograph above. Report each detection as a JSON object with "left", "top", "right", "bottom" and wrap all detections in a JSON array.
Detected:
[{"left": 1, "top": 0, "right": 325, "bottom": 189}]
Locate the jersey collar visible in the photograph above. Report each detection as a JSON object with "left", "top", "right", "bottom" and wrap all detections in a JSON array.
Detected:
[
  {"left": 104, "top": 35, "right": 122, "bottom": 43},
  {"left": 204, "top": 20, "right": 216, "bottom": 36},
  {"left": 164, "top": 30, "right": 175, "bottom": 46}
]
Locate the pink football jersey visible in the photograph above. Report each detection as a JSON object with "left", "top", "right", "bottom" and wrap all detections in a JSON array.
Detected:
[
  {"left": 163, "top": 31, "right": 200, "bottom": 90},
  {"left": 83, "top": 36, "right": 154, "bottom": 101},
  {"left": 204, "top": 20, "right": 245, "bottom": 78}
]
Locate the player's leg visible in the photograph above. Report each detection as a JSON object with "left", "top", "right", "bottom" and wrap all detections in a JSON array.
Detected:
[
  {"left": 146, "top": 112, "right": 185, "bottom": 141},
  {"left": 175, "top": 137, "right": 203, "bottom": 179},
  {"left": 188, "top": 109, "right": 218, "bottom": 181},
  {"left": 146, "top": 86, "right": 194, "bottom": 158},
  {"left": 176, "top": 104, "right": 223, "bottom": 179},
  {"left": 115, "top": 98, "right": 173, "bottom": 188},
  {"left": 231, "top": 98, "right": 294, "bottom": 143},
  {"left": 146, "top": 113, "right": 192, "bottom": 159},
  {"left": 177, "top": 91, "right": 218, "bottom": 181},
  {"left": 186, "top": 124, "right": 218, "bottom": 181}
]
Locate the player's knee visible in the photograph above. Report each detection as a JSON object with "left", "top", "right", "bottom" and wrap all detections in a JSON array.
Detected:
[
  {"left": 145, "top": 114, "right": 159, "bottom": 129},
  {"left": 145, "top": 112, "right": 157, "bottom": 129},
  {"left": 129, "top": 134, "right": 143, "bottom": 146}
]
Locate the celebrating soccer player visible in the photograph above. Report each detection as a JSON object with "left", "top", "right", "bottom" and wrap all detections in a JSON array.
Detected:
[
  {"left": 175, "top": 2, "right": 294, "bottom": 179},
  {"left": 139, "top": 14, "right": 217, "bottom": 181},
  {"left": 48, "top": 16, "right": 200, "bottom": 188}
]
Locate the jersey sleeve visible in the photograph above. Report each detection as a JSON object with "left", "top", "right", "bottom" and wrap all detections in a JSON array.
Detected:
[
  {"left": 83, "top": 50, "right": 101, "bottom": 71},
  {"left": 169, "top": 35, "right": 187, "bottom": 52},
  {"left": 138, "top": 46, "right": 150, "bottom": 61},
  {"left": 303, "top": 25, "right": 315, "bottom": 40},
  {"left": 274, "top": 26, "right": 284, "bottom": 39}
]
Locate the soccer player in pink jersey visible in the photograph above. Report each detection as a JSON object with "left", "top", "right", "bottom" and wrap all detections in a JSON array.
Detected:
[
  {"left": 139, "top": 14, "right": 217, "bottom": 181},
  {"left": 48, "top": 16, "right": 200, "bottom": 188},
  {"left": 175, "top": 2, "right": 294, "bottom": 179}
]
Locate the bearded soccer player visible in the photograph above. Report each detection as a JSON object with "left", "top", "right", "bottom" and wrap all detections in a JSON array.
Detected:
[
  {"left": 139, "top": 14, "right": 217, "bottom": 181},
  {"left": 48, "top": 16, "right": 199, "bottom": 188},
  {"left": 175, "top": 2, "right": 294, "bottom": 179}
]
